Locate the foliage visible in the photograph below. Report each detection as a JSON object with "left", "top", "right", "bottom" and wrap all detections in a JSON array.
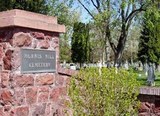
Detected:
[
  {"left": 71, "top": 22, "right": 90, "bottom": 65},
  {"left": 59, "top": 36, "right": 71, "bottom": 62},
  {"left": 0, "top": 0, "right": 49, "bottom": 14},
  {"left": 48, "top": 0, "right": 79, "bottom": 25},
  {"left": 76, "top": 0, "right": 151, "bottom": 65},
  {"left": 48, "top": 0, "right": 80, "bottom": 62},
  {"left": 138, "top": 4, "right": 160, "bottom": 64},
  {"left": 123, "top": 26, "right": 140, "bottom": 62},
  {"left": 69, "top": 68, "right": 140, "bottom": 116}
]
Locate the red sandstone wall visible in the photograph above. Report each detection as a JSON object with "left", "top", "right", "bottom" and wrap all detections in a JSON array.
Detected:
[
  {"left": 138, "top": 94, "right": 160, "bottom": 116},
  {"left": 0, "top": 27, "right": 72, "bottom": 116}
]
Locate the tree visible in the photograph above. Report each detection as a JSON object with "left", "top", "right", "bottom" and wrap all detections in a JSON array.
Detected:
[
  {"left": 138, "top": 4, "right": 160, "bottom": 64},
  {"left": 0, "top": 0, "right": 49, "bottom": 14},
  {"left": 76, "top": 0, "right": 152, "bottom": 66},
  {"left": 59, "top": 37, "right": 72, "bottom": 63},
  {"left": 123, "top": 26, "right": 140, "bottom": 63},
  {"left": 71, "top": 22, "right": 90, "bottom": 66},
  {"left": 48, "top": 0, "right": 81, "bottom": 62}
]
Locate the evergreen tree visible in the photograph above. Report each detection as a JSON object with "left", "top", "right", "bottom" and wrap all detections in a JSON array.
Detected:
[
  {"left": 71, "top": 22, "right": 90, "bottom": 66},
  {"left": 138, "top": 7, "right": 160, "bottom": 64},
  {"left": 0, "top": 0, "right": 49, "bottom": 14}
]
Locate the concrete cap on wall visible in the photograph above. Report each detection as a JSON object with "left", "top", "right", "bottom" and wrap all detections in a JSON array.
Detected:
[
  {"left": 140, "top": 87, "right": 160, "bottom": 95},
  {"left": 0, "top": 9, "right": 65, "bottom": 33}
]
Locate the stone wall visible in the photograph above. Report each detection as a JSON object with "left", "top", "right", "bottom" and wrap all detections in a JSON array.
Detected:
[
  {"left": 138, "top": 95, "right": 160, "bottom": 115},
  {"left": 139, "top": 87, "right": 160, "bottom": 116},
  {"left": 0, "top": 9, "right": 74, "bottom": 116}
]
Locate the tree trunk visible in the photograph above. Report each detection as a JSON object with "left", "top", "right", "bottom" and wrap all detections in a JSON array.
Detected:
[
  {"left": 114, "top": 33, "right": 127, "bottom": 67},
  {"left": 114, "top": 50, "right": 123, "bottom": 67}
]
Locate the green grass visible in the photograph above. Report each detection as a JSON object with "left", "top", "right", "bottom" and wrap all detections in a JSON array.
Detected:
[{"left": 135, "top": 70, "right": 160, "bottom": 86}]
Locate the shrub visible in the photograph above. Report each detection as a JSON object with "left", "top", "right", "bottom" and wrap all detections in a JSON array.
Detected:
[{"left": 68, "top": 68, "right": 140, "bottom": 116}]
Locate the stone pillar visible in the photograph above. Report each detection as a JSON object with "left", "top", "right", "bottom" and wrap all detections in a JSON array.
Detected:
[{"left": 0, "top": 9, "right": 73, "bottom": 116}]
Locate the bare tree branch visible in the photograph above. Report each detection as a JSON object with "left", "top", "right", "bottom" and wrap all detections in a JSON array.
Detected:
[
  {"left": 125, "top": 4, "right": 145, "bottom": 23},
  {"left": 125, "top": 2, "right": 131, "bottom": 18},
  {"left": 126, "top": 8, "right": 144, "bottom": 30},
  {"left": 77, "top": 0, "right": 95, "bottom": 19},
  {"left": 96, "top": 0, "right": 100, "bottom": 8},
  {"left": 91, "top": 0, "right": 99, "bottom": 9},
  {"left": 91, "top": 0, "right": 102, "bottom": 13},
  {"left": 110, "top": 42, "right": 117, "bottom": 54},
  {"left": 121, "top": 9, "right": 125, "bottom": 23},
  {"left": 105, "top": 23, "right": 117, "bottom": 54},
  {"left": 101, "top": 0, "right": 106, "bottom": 11}
]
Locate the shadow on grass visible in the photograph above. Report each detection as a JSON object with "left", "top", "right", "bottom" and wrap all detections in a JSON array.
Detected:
[
  {"left": 128, "top": 68, "right": 160, "bottom": 86},
  {"left": 137, "top": 76, "right": 160, "bottom": 86}
]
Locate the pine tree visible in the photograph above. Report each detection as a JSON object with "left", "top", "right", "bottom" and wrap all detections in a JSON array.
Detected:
[
  {"left": 71, "top": 22, "right": 90, "bottom": 66},
  {"left": 138, "top": 8, "right": 160, "bottom": 64},
  {"left": 0, "top": 0, "right": 49, "bottom": 14}
]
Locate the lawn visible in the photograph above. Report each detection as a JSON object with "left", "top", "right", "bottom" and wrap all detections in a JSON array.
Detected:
[{"left": 135, "top": 70, "right": 160, "bottom": 86}]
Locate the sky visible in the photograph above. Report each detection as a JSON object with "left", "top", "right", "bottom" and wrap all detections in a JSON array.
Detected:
[{"left": 71, "top": 1, "right": 93, "bottom": 23}]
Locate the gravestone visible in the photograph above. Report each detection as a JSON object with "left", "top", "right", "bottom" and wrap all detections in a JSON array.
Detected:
[
  {"left": 138, "top": 62, "right": 143, "bottom": 71},
  {"left": 147, "top": 63, "right": 155, "bottom": 86},
  {"left": 98, "top": 60, "right": 102, "bottom": 75},
  {"left": 144, "top": 63, "right": 149, "bottom": 76},
  {"left": 158, "top": 65, "right": 160, "bottom": 72},
  {"left": 124, "top": 60, "right": 129, "bottom": 70}
]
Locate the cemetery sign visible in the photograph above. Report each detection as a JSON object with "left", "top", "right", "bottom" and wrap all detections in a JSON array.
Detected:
[{"left": 21, "top": 49, "right": 56, "bottom": 73}]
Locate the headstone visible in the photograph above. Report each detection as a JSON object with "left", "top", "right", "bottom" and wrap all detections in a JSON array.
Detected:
[
  {"left": 158, "top": 65, "right": 160, "bottom": 72},
  {"left": 62, "top": 60, "right": 66, "bottom": 68},
  {"left": 134, "top": 62, "right": 138, "bottom": 70},
  {"left": 138, "top": 62, "right": 143, "bottom": 71},
  {"left": 115, "top": 63, "right": 118, "bottom": 74},
  {"left": 147, "top": 63, "right": 155, "bottom": 86},
  {"left": 144, "top": 63, "right": 149, "bottom": 76},
  {"left": 70, "top": 63, "right": 76, "bottom": 70},
  {"left": 107, "top": 61, "right": 111, "bottom": 68},
  {"left": 98, "top": 60, "right": 102, "bottom": 68},
  {"left": 98, "top": 60, "right": 102, "bottom": 75},
  {"left": 124, "top": 60, "right": 129, "bottom": 70},
  {"left": 110, "top": 61, "right": 114, "bottom": 67}
]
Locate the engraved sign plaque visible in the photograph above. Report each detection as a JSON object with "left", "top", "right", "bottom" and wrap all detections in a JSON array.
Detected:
[{"left": 21, "top": 49, "right": 56, "bottom": 73}]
